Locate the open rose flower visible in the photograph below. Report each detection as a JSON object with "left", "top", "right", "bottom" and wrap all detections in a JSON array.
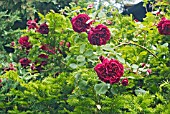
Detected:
[
  {"left": 37, "top": 23, "right": 49, "bottom": 34},
  {"left": 94, "top": 56, "right": 124, "bottom": 84},
  {"left": 157, "top": 17, "right": 170, "bottom": 35},
  {"left": 19, "top": 58, "right": 31, "bottom": 68},
  {"left": 27, "top": 19, "right": 39, "bottom": 30},
  {"left": 71, "top": 14, "right": 92, "bottom": 33},
  {"left": 88, "top": 24, "right": 111, "bottom": 46},
  {"left": 18, "top": 36, "right": 32, "bottom": 49}
]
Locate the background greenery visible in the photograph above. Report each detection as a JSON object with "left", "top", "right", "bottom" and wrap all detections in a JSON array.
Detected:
[{"left": 0, "top": 0, "right": 170, "bottom": 113}]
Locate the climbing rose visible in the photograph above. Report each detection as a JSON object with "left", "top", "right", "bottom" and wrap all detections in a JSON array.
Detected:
[
  {"left": 157, "top": 17, "right": 170, "bottom": 35},
  {"left": 18, "top": 36, "right": 32, "bottom": 49},
  {"left": 27, "top": 19, "right": 39, "bottom": 30},
  {"left": 121, "top": 78, "right": 129, "bottom": 86},
  {"left": 19, "top": 58, "right": 31, "bottom": 67},
  {"left": 94, "top": 56, "right": 124, "bottom": 84},
  {"left": 88, "top": 24, "right": 111, "bottom": 46},
  {"left": 71, "top": 14, "right": 92, "bottom": 33},
  {"left": 37, "top": 23, "right": 49, "bottom": 34}
]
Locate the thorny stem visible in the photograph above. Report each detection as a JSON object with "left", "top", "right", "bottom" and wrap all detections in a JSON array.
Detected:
[{"left": 113, "top": 41, "right": 158, "bottom": 59}]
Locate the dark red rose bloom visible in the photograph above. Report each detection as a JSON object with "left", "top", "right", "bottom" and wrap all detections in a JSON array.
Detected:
[
  {"left": 71, "top": 14, "right": 92, "bottom": 33},
  {"left": 121, "top": 78, "right": 129, "bottom": 86},
  {"left": 27, "top": 19, "right": 39, "bottom": 30},
  {"left": 157, "top": 17, "right": 170, "bottom": 35},
  {"left": 18, "top": 36, "right": 32, "bottom": 49},
  {"left": 19, "top": 58, "right": 31, "bottom": 67},
  {"left": 88, "top": 24, "right": 111, "bottom": 46},
  {"left": 94, "top": 57, "right": 124, "bottom": 84},
  {"left": 0, "top": 79, "right": 2, "bottom": 83},
  {"left": 37, "top": 23, "right": 49, "bottom": 34},
  {"left": 38, "top": 54, "right": 48, "bottom": 59}
]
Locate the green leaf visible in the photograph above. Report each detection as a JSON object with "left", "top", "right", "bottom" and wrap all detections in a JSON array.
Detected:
[
  {"left": 135, "top": 88, "right": 146, "bottom": 95},
  {"left": 69, "top": 63, "right": 77, "bottom": 69},
  {"left": 84, "top": 49, "right": 93, "bottom": 57},
  {"left": 76, "top": 55, "right": 85, "bottom": 62},
  {"left": 80, "top": 44, "right": 86, "bottom": 54},
  {"left": 116, "top": 55, "right": 125, "bottom": 64},
  {"left": 139, "top": 51, "right": 147, "bottom": 56},
  {"left": 94, "top": 83, "right": 110, "bottom": 94}
]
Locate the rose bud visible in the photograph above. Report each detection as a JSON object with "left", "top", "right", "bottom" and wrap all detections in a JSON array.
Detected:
[
  {"left": 87, "top": 4, "right": 94, "bottom": 9},
  {"left": 66, "top": 42, "right": 71, "bottom": 48},
  {"left": 157, "top": 17, "right": 170, "bottom": 35},
  {"left": 140, "top": 63, "right": 146, "bottom": 67},
  {"left": 121, "top": 78, "right": 129, "bottom": 86},
  {"left": 106, "top": 20, "right": 112, "bottom": 25},
  {"left": 11, "top": 41, "right": 15, "bottom": 47},
  {"left": 147, "top": 69, "right": 152, "bottom": 75}
]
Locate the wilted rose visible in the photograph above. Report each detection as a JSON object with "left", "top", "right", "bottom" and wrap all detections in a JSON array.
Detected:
[
  {"left": 19, "top": 58, "right": 31, "bottom": 67},
  {"left": 94, "top": 57, "right": 124, "bottom": 84},
  {"left": 88, "top": 24, "right": 111, "bottom": 46},
  {"left": 157, "top": 17, "right": 170, "bottom": 35},
  {"left": 71, "top": 14, "right": 92, "bottom": 33},
  {"left": 37, "top": 23, "right": 49, "bottom": 34}
]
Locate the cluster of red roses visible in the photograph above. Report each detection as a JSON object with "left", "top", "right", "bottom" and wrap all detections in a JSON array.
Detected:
[
  {"left": 71, "top": 14, "right": 127, "bottom": 85},
  {"left": 71, "top": 14, "right": 111, "bottom": 46},
  {"left": 27, "top": 19, "right": 49, "bottom": 34},
  {"left": 94, "top": 56, "right": 128, "bottom": 86},
  {"left": 157, "top": 17, "right": 170, "bottom": 35}
]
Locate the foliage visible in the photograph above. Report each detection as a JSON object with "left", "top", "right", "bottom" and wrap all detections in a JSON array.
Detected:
[{"left": 0, "top": 0, "right": 170, "bottom": 113}]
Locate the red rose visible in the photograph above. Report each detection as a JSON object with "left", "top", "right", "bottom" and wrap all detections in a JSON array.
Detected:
[
  {"left": 121, "top": 78, "right": 129, "bottom": 86},
  {"left": 71, "top": 14, "right": 92, "bottom": 33},
  {"left": 38, "top": 54, "right": 48, "bottom": 59},
  {"left": 19, "top": 58, "right": 31, "bottom": 67},
  {"left": 27, "top": 19, "right": 39, "bottom": 30},
  {"left": 157, "top": 17, "right": 170, "bottom": 35},
  {"left": 37, "top": 23, "right": 49, "bottom": 34},
  {"left": 94, "top": 57, "right": 124, "bottom": 84},
  {"left": 18, "top": 36, "right": 32, "bottom": 49},
  {"left": 88, "top": 24, "right": 111, "bottom": 46}
]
